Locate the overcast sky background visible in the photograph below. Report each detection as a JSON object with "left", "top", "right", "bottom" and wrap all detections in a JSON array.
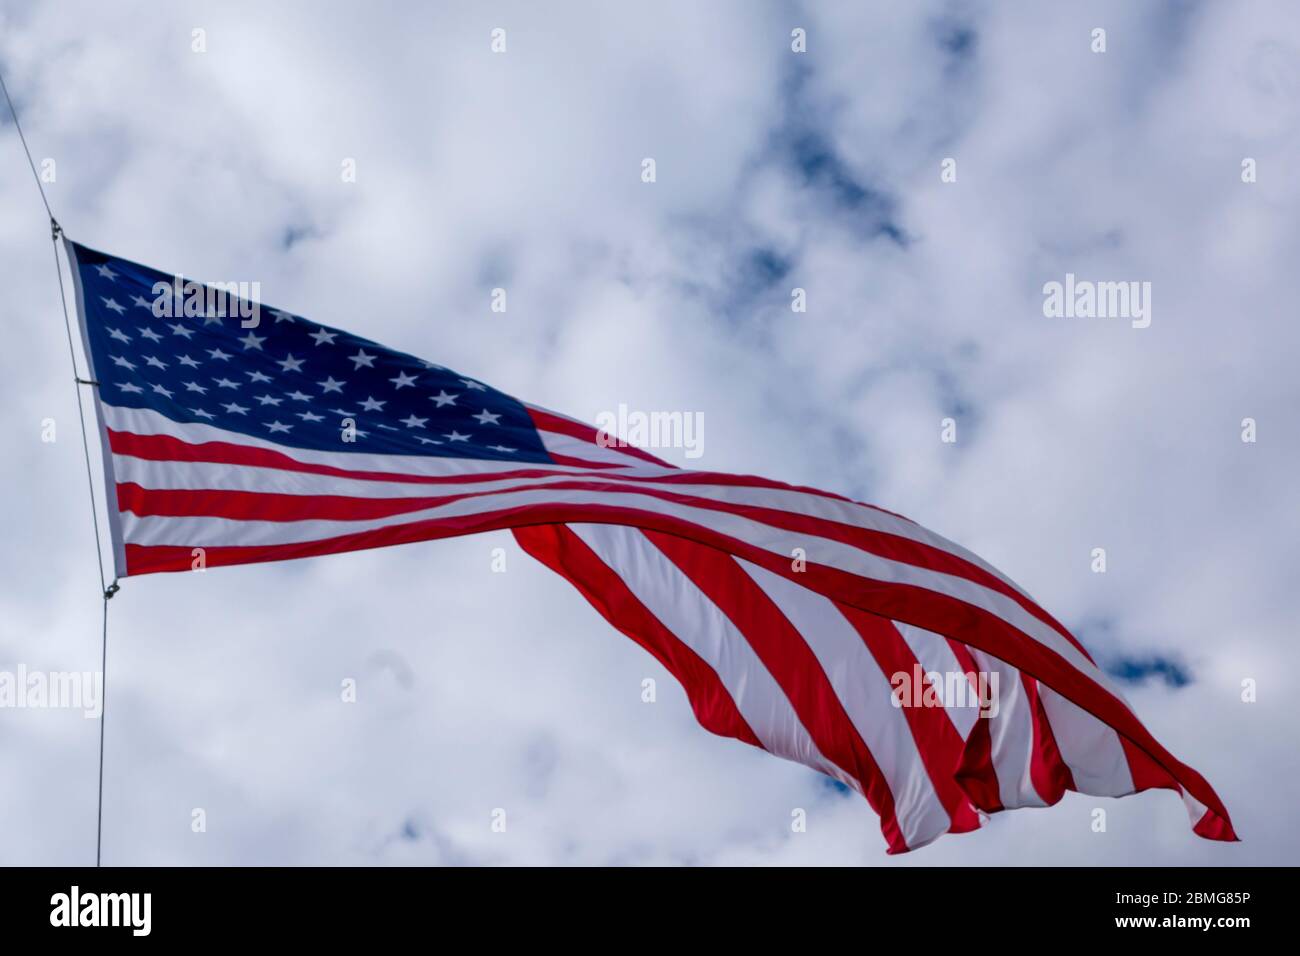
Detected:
[{"left": 1, "top": 0, "right": 1297, "bottom": 865}]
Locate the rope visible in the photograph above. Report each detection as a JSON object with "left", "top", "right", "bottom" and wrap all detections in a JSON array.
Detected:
[
  {"left": 0, "top": 68, "right": 57, "bottom": 225},
  {"left": 3, "top": 64, "right": 118, "bottom": 867}
]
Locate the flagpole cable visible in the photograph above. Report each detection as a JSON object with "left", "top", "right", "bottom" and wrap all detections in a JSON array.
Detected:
[
  {"left": 0, "top": 67, "right": 56, "bottom": 224},
  {"left": 2, "top": 65, "right": 118, "bottom": 867}
]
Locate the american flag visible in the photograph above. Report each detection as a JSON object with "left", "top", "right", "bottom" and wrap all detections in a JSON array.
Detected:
[{"left": 66, "top": 238, "right": 1236, "bottom": 853}]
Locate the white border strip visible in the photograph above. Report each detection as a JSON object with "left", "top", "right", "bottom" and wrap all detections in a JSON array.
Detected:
[{"left": 62, "top": 237, "right": 129, "bottom": 579}]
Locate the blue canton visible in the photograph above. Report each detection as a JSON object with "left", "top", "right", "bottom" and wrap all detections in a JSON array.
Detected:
[{"left": 70, "top": 242, "right": 552, "bottom": 463}]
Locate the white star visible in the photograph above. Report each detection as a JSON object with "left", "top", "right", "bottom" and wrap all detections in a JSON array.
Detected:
[
  {"left": 110, "top": 355, "right": 137, "bottom": 371},
  {"left": 416, "top": 437, "right": 443, "bottom": 445},
  {"left": 472, "top": 408, "right": 502, "bottom": 426},
  {"left": 285, "top": 390, "right": 312, "bottom": 402},
  {"left": 430, "top": 390, "right": 458, "bottom": 407},
  {"left": 101, "top": 297, "right": 125, "bottom": 315},
  {"left": 318, "top": 376, "right": 345, "bottom": 394},
  {"left": 117, "top": 382, "right": 144, "bottom": 394},
  {"left": 131, "top": 295, "right": 152, "bottom": 310},
  {"left": 239, "top": 331, "right": 266, "bottom": 350},
  {"left": 169, "top": 323, "right": 195, "bottom": 339},
  {"left": 138, "top": 327, "right": 163, "bottom": 343},
  {"left": 183, "top": 381, "right": 208, "bottom": 394},
  {"left": 222, "top": 402, "right": 249, "bottom": 415},
  {"left": 107, "top": 327, "right": 131, "bottom": 344},
  {"left": 264, "top": 420, "right": 292, "bottom": 434},
  {"left": 390, "top": 371, "right": 418, "bottom": 389},
  {"left": 246, "top": 370, "right": 272, "bottom": 384},
  {"left": 151, "top": 383, "right": 174, "bottom": 398},
  {"left": 207, "top": 348, "right": 231, "bottom": 361},
  {"left": 308, "top": 328, "right": 337, "bottom": 346},
  {"left": 144, "top": 355, "right": 168, "bottom": 370},
  {"left": 277, "top": 354, "right": 305, "bottom": 373},
  {"left": 255, "top": 394, "right": 283, "bottom": 406},
  {"left": 191, "top": 408, "right": 216, "bottom": 420},
  {"left": 487, "top": 445, "right": 517, "bottom": 454},
  {"left": 349, "top": 349, "right": 377, "bottom": 369},
  {"left": 444, "top": 430, "right": 470, "bottom": 442},
  {"left": 459, "top": 378, "right": 486, "bottom": 391},
  {"left": 95, "top": 264, "right": 119, "bottom": 281},
  {"left": 359, "top": 396, "right": 386, "bottom": 412},
  {"left": 177, "top": 354, "right": 201, "bottom": 368},
  {"left": 214, "top": 377, "right": 240, "bottom": 389},
  {"left": 202, "top": 314, "right": 223, "bottom": 326},
  {"left": 270, "top": 309, "right": 295, "bottom": 323},
  {"left": 400, "top": 414, "right": 428, "bottom": 429},
  {"left": 297, "top": 410, "right": 324, "bottom": 422}
]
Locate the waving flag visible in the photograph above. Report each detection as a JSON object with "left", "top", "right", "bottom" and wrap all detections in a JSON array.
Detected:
[{"left": 65, "top": 239, "right": 1237, "bottom": 852}]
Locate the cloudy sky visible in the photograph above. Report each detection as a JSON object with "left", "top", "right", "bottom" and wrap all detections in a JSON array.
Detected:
[{"left": 1, "top": 0, "right": 1297, "bottom": 865}]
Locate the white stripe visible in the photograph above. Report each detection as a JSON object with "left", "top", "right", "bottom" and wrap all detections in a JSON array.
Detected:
[
  {"left": 114, "top": 455, "right": 626, "bottom": 500},
  {"left": 569, "top": 523, "right": 859, "bottom": 794},
  {"left": 1038, "top": 684, "right": 1134, "bottom": 797},
  {"left": 967, "top": 649, "right": 1047, "bottom": 809},
  {"left": 736, "top": 561, "right": 953, "bottom": 849},
  {"left": 892, "top": 622, "right": 981, "bottom": 741},
  {"left": 1180, "top": 790, "right": 1209, "bottom": 830}
]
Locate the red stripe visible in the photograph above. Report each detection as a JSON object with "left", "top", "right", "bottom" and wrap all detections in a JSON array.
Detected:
[
  {"left": 1114, "top": 738, "right": 1231, "bottom": 838},
  {"left": 511, "top": 524, "right": 763, "bottom": 749},
  {"left": 945, "top": 639, "right": 1005, "bottom": 813},
  {"left": 109, "top": 430, "right": 573, "bottom": 485},
  {"left": 118, "top": 481, "right": 455, "bottom": 521},
  {"left": 543, "top": 453, "right": 626, "bottom": 470},
  {"left": 1193, "top": 807, "right": 1238, "bottom": 841},
  {"left": 1120, "top": 737, "right": 1184, "bottom": 800},
  {"left": 945, "top": 638, "right": 982, "bottom": 679},
  {"left": 119, "top": 488, "right": 1236, "bottom": 842},
  {"left": 837, "top": 607, "right": 982, "bottom": 834},
  {"left": 1022, "top": 676, "right": 1075, "bottom": 805},
  {"left": 527, "top": 407, "right": 671, "bottom": 466},
  {"left": 956, "top": 717, "right": 1003, "bottom": 814},
  {"left": 641, "top": 530, "right": 908, "bottom": 853}
]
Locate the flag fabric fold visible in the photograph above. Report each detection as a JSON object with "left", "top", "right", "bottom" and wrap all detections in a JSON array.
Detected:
[{"left": 64, "top": 238, "right": 1237, "bottom": 852}]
